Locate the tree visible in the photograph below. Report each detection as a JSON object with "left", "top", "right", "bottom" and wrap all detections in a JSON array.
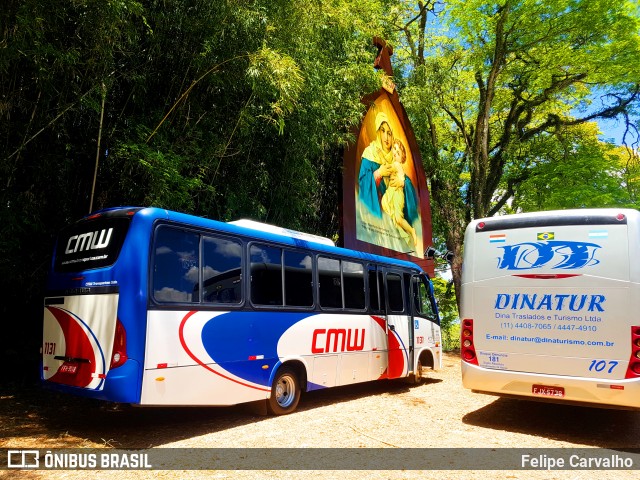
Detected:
[
  {"left": 510, "top": 123, "right": 639, "bottom": 212},
  {"left": 0, "top": 0, "right": 393, "bottom": 380},
  {"left": 431, "top": 275, "right": 459, "bottom": 350},
  {"left": 0, "top": 0, "right": 150, "bottom": 380},
  {"left": 393, "top": 0, "right": 640, "bottom": 303}
]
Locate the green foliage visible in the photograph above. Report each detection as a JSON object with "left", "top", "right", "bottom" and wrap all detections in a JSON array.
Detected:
[
  {"left": 247, "top": 47, "right": 304, "bottom": 133},
  {"left": 432, "top": 275, "right": 460, "bottom": 351},
  {"left": 395, "top": 0, "right": 640, "bottom": 304},
  {"left": 508, "top": 123, "right": 639, "bottom": 212}
]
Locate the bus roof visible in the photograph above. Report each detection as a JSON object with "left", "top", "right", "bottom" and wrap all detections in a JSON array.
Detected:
[
  {"left": 228, "top": 219, "right": 335, "bottom": 246},
  {"left": 468, "top": 208, "right": 639, "bottom": 233},
  {"left": 87, "top": 206, "right": 423, "bottom": 273}
]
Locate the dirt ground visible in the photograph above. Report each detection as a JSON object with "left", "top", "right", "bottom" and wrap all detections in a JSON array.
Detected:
[{"left": 2, "top": 352, "right": 640, "bottom": 480}]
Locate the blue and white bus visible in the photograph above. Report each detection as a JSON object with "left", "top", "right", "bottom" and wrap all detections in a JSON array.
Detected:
[{"left": 42, "top": 207, "right": 441, "bottom": 414}]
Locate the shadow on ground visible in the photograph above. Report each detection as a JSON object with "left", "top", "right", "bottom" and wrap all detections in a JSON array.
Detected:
[
  {"left": 0, "top": 378, "right": 434, "bottom": 449},
  {"left": 463, "top": 395, "right": 640, "bottom": 450}
]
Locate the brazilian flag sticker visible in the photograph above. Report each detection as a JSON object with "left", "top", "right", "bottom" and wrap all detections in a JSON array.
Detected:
[{"left": 537, "top": 232, "right": 555, "bottom": 240}]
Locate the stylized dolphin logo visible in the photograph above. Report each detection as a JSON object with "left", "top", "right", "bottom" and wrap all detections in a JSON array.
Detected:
[{"left": 497, "top": 241, "right": 601, "bottom": 270}]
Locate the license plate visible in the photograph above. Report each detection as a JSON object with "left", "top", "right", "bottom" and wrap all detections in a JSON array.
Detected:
[
  {"left": 59, "top": 364, "right": 78, "bottom": 374},
  {"left": 532, "top": 384, "right": 564, "bottom": 398}
]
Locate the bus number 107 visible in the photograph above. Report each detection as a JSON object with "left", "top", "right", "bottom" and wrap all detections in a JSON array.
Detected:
[{"left": 588, "top": 359, "right": 618, "bottom": 373}]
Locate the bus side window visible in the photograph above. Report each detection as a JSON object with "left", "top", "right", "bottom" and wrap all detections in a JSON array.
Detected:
[
  {"left": 368, "top": 266, "right": 381, "bottom": 313},
  {"left": 250, "top": 244, "right": 283, "bottom": 306},
  {"left": 152, "top": 227, "right": 199, "bottom": 304},
  {"left": 343, "top": 261, "right": 365, "bottom": 309},
  {"left": 202, "top": 235, "right": 243, "bottom": 304},
  {"left": 386, "top": 273, "right": 404, "bottom": 313},
  {"left": 378, "top": 270, "right": 385, "bottom": 312},
  {"left": 412, "top": 277, "right": 421, "bottom": 312},
  {"left": 318, "top": 256, "right": 342, "bottom": 309},
  {"left": 413, "top": 276, "right": 435, "bottom": 319},
  {"left": 284, "top": 250, "right": 313, "bottom": 307}
]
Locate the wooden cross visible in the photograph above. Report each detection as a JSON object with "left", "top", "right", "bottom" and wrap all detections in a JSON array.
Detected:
[{"left": 373, "top": 37, "right": 394, "bottom": 76}]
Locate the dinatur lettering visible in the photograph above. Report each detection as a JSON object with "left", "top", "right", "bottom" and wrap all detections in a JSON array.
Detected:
[{"left": 495, "top": 293, "right": 605, "bottom": 312}]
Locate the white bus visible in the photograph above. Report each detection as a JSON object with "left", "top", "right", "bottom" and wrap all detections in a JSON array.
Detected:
[{"left": 460, "top": 208, "right": 640, "bottom": 409}]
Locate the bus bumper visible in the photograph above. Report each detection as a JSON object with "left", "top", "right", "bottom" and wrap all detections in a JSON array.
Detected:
[
  {"left": 461, "top": 361, "right": 640, "bottom": 410},
  {"left": 42, "top": 359, "right": 141, "bottom": 404}
]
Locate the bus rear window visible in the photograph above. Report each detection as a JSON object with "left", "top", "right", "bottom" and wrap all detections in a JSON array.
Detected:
[{"left": 54, "top": 217, "right": 131, "bottom": 272}]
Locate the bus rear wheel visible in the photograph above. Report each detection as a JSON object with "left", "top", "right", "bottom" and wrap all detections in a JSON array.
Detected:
[{"left": 267, "top": 367, "right": 300, "bottom": 415}]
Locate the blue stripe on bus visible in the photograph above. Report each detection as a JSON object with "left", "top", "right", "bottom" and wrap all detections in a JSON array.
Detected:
[{"left": 200, "top": 311, "right": 312, "bottom": 386}]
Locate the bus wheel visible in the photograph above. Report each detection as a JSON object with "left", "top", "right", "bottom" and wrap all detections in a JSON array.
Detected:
[
  {"left": 267, "top": 367, "right": 300, "bottom": 415},
  {"left": 414, "top": 359, "right": 424, "bottom": 385}
]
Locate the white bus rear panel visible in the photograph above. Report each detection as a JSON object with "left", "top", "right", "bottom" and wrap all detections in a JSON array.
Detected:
[{"left": 461, "top": 209, "right": 640, "bottom": 409}]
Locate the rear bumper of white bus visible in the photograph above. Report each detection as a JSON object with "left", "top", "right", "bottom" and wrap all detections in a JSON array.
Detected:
[{"left": 462, "top": 361, "right": 640, "bottom": 410}]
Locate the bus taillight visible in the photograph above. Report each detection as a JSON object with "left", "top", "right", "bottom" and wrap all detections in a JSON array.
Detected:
[
  {"left": 110, "top": 318, "right": 128, "bottom": 369},
  {"left": 461, "top": 319, "right": 478, "bottom": 365},
  {"left": 625, "top": 326, "right": 640, "bottom": 378}
]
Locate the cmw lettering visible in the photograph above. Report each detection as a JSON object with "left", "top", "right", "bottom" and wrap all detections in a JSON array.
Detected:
[
  {"left": 312, "top": 328, "right": 365, "bottom": 354},
  {"left": 65, "top": 229, "right": 113, "bottom": 254},
  {"left": 497, "top": 241, "right": 601, "bottom": 270}
]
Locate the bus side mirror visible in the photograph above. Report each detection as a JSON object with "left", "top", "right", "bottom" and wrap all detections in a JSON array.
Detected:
[
  {"left": 443, "top": 251, "right": 454, "bottom": 264},
  {"left": 424, "top": 246, "right": 437, "bottom": 258}
]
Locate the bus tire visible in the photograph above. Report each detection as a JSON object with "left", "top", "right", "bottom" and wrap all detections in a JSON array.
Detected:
[
  {"left": 267, "top": 367, "right": 300, "bottom": 415},
  {"left": 414, "top": 358, "right": 424, "bottom": 385}
]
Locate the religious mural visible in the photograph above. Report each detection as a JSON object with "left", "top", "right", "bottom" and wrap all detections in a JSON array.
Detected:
[
  {"left": 341, "top": 38, "right": 433, "bottom": 274},
  {"left": 355, "top": 95, "right": 423, "bottom": 257}
]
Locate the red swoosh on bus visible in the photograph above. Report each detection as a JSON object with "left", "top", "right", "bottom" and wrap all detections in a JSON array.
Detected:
[
  {"left": 178, "top": 311, "right": 270, "bottom": 392},
  {"left": 46, "top": 306, "right": 97, "bottom": 388},
  {"left": 513, "top": 274, "right": 580, "bottom": 279},
  {"left": 371, "top": 315, "right": 405, "bottom": 380}
]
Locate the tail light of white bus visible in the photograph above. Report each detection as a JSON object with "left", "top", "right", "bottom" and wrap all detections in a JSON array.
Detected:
[{"left": 461, "top": 319, "right": 478, "bottom": 365}]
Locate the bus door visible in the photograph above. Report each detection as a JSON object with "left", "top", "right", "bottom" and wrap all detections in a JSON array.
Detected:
[
  {"left": 411, "top": 274, "right": 440, "bottom": 370},
  {"left": 384, "top": 270, "right": 410, "bottom": 379},
  {"left": 404, "top": 272, "right": 416, "bottom": 372},
  {"left": 368, "top": 265, "right": 387, "bottom": 379}
]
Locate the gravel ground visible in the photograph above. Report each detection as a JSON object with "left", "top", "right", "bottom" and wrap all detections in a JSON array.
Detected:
[{"left": 3, "top": 352, "right": 640, "bottom": 480}]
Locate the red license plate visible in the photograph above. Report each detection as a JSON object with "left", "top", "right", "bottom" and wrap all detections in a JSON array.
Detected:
[
  {"left": 532, "top": 384, "right": 564, "bottom": 398},
  {"left": 59, "top": 364, "right": 78, "bottom": 374}
]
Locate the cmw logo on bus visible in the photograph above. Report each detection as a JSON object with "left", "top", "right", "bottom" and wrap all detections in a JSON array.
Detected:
[
  {"left": 497, "top": 240, "right": 601, "bottom": 270},
  {"left": 65, "top": 228, "right": 113, "bottom": 254}
]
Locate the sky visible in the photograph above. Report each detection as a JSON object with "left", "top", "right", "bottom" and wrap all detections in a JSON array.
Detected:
[{"left": 598, "top": 118, "right": 635, "bottom": 146}]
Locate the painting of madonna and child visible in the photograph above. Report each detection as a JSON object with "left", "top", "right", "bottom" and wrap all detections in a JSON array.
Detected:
[{"left": 355, "top": 98, "right": 425, "bottom": 257}]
